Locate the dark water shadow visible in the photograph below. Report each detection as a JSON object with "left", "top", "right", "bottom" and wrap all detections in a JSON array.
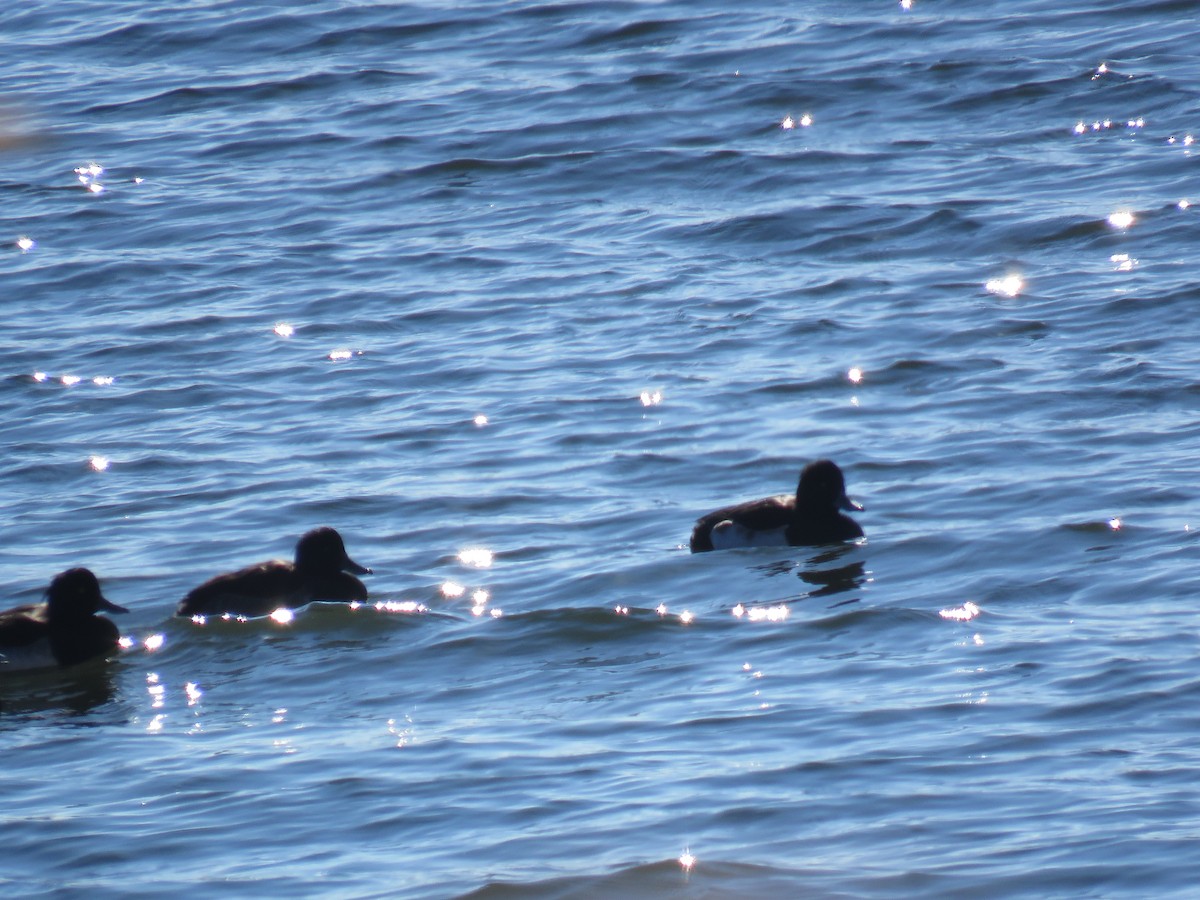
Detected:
[
  {"left": 0, "top": 660, "right": 118, "bottom": 720},
  {"left": 752, "top": 545, "right": 868, "bottom": 600}
]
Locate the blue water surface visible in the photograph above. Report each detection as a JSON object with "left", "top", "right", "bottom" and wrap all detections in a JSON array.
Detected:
[{"left": 3, "top": 1, "right": 1200, "bottom": 896}]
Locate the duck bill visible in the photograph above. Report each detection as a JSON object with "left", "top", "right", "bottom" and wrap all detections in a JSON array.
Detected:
[
  {"left": 344, "top": 556, "right": 372, "bottom": 576},
  {"left": 98, "top": 594, "right": 130, "bottom": 614},
  {"left": 840, "top": 495, "right": 864, "bottom": 512}
]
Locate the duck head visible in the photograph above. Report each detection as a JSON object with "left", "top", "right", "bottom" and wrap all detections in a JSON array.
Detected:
[
  {"left": 46, "top": 567, "right": 128, "bottom": 620},
  {"left": 294, "top": 527, "right": 372, "bottom": 576},
  {"left": 796, "top": 459, "right": 863, "bottom": 513}
]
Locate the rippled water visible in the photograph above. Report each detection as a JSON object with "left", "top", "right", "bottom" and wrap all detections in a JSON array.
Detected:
[{"left": 4, "top": 1, "right": 1200, "bottom": 896}]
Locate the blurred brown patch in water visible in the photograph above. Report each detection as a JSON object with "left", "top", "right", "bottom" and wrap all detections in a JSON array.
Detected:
[{"left": 0, "top": 99, "right": 50, "bottom": 153}]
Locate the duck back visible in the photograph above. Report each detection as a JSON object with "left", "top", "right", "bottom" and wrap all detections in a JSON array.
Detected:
[{"left": 177, "top": 560, "right": 305, "bottom": 618}]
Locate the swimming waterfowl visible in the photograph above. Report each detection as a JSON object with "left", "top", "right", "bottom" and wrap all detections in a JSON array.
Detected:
[
  {"left": 689, "top": 459, "right": 864, "bottom": 553},
  {"left": 177, "top": 526, "right": 372, "bottom": 618},
  {"left": 0, "top": 568, "right": 128, "bottom": 670}
]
